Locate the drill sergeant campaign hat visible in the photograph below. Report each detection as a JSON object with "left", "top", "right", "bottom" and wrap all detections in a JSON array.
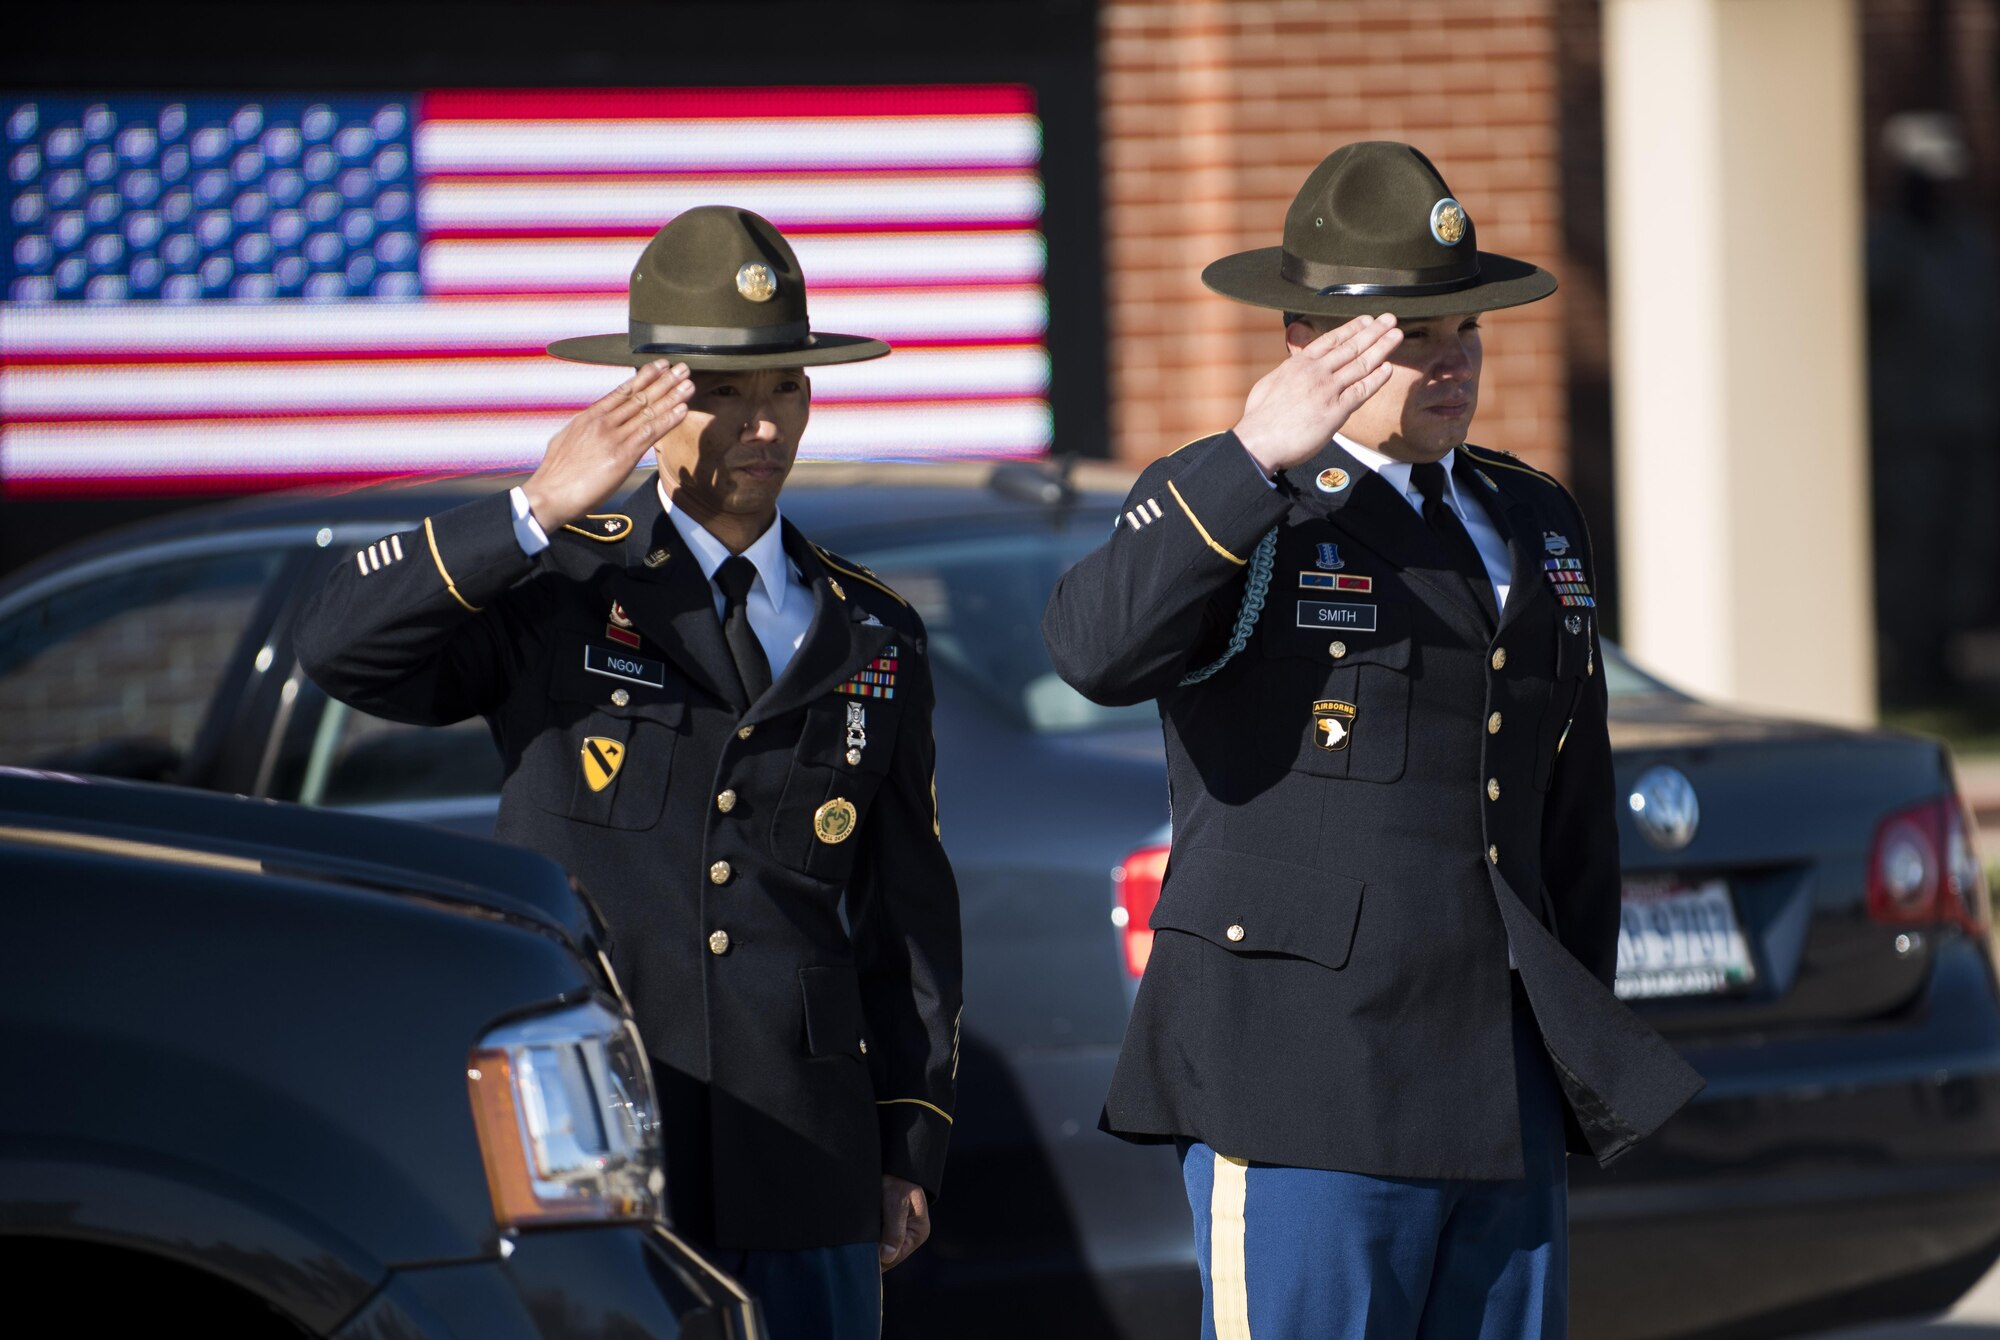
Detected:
[
  {"left": 1201, "top": 141, "right": 1558, "bottom": 321},
  {"left": 547, "top": 205, "right": 890, "bottom": 369}
]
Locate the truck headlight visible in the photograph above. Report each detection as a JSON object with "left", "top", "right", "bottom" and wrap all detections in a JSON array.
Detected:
[{"left": 467, "top": 999, "right": 664, "bottom": 1227}]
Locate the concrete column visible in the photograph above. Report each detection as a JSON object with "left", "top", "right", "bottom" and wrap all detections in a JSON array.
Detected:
[{"left": 1603, "top": 0, "right": 1875, "bottom": 724}]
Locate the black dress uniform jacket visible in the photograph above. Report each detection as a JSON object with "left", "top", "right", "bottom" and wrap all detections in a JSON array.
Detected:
[
  {"left": 1043, "top": 433, "right": 1703, "bottom": 1178},
  {"left": 295, "top": 479, "right": 961, "bottom": 1249}
]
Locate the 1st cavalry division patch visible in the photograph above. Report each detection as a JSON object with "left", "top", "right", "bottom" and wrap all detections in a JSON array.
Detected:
[{"left": 581, "top": 736, "right": 626, "bottom": 792}]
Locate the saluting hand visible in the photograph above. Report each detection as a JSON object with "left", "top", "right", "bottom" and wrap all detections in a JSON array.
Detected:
[
  {"left": 1233, "top": 314, "right": 1403, "bottom": 477},
  {"left": 521, "top": 359, "right": 695, "bottom": 533}
]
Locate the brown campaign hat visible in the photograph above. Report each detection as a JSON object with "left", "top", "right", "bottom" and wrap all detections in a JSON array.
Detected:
[
  {"left": 1201, "top": 142, "right": 1557, "bottom": 320},
  {"left": 548, "top": 206, "right": 890, "bottom": 369}
]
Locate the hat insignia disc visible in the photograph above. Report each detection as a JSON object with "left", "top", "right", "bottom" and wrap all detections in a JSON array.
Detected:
[
  {"left": 1316, "top": 467, "right": 1351, "bottom": 494},
  {"left": 1430, "top": 198, "right": 1468, "bottom": 247},
  {"left": 736, "top": 262, "right": 778, "bottom": 302}
]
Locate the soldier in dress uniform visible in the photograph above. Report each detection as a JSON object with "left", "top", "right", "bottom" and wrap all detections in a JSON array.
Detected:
[
  {"left": 1043, "top": 143, "right": 1705, "bottom": 1337},
  {"left": 296, "top": 206, "right": 961, "bottom": 1339}
]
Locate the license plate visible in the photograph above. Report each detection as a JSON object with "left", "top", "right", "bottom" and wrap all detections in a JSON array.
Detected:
[{"left": 1614, "top": 877, "right": 1756, "bottom": 1000}]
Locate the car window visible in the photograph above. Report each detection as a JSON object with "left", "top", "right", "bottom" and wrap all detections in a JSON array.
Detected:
[
  {"left": 266, "top": 680, "right": 503, "bottom": 808},
  {"left": 848, "top": 521, "right": 1158, "bottom": 734},
  {"left": 0, "top": 549, "right": 286, "bottom": 780}
]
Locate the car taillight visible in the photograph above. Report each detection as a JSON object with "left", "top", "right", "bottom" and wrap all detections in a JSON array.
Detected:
[
  {"left": 1112, "top": 843, "right": 1171, "bottom": 977},
  {"left": 1867, "top": 795, "right": 1990, "bottom": 934}
]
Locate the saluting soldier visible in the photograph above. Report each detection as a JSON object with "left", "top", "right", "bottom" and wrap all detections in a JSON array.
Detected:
[
  {"left": 296, "top": 206, "right": 961, "bottom": 1338},
  {"left": 1044, "top": 143, "right": 1704, "bottom": 1337}
]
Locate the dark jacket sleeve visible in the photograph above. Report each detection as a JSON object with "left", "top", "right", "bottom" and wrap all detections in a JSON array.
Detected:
[
  {"left": 1041, "top": 432, "right": 1293, "bottom": 705},
  {"left": 843, "top": 629, "right": 963, "bottom": 1198},
  {"left": 1538, "top": 504, "right": 1621, "bottom": 988},
  {"left": 293, "top": 491, "right": 546, "bottom": 726}
]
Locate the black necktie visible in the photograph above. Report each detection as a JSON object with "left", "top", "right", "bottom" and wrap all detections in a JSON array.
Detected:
[
  {"left": 713, "top": 554, "right": 773, "bottom": 705},
  {"left": 1411, "top": 461, "right": 1499, "bottom": 629}
]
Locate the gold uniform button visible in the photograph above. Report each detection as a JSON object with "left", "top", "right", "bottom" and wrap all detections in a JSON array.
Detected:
[
  {"left": 1329, "top": 640, "right": 1348, "bottom": 659},
  {"left": 1487, "top": 778, "right": 1501, "bottom": 802},
  {"left": 708, "top": 929, "right": 730, "bottom": 956},
  {"left": 1491, "top": 647, "right": 1507, "bottom": 671},
  {"left": 716, "top": 789, "right": 738, "bottom": 814},
  {"left": 1488, "top": 711, "right": 1503, "bottom": 735},
  {"left": 1489, "top": 845, "right": 1500, "bottom": 865},
  {"left": 859, "top": 1039, "right": 869, "bottom": 1055},
  {"left": 737, "top": 725, "right": 755, "bottom": 741},
  {"left": 709, "top": 860, "right": 732, "bottom": 885},
  {"left": 1225, "top": 924, "right": 1246, "bottom": 943},
  {"left": 610, "top": 688, "right": 630, "bottom": 707}
]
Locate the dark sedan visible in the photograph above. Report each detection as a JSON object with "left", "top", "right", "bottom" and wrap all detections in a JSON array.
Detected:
[{"left": 2, "top": 459, "right": 1997, "bottom": 1339}]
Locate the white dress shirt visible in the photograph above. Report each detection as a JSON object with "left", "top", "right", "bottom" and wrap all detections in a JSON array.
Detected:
[
  {"left": 658, "top": 478, "right": 814, "bottom": 679},
  {"left": 1335, "top": 434, "right": 1512, "bottom": 614},
  {"left": 505, "top": 481, "right": 813, "bottom": 678}
]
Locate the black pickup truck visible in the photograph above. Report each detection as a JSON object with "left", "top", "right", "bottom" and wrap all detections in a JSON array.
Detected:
[{"left": 0, "top": 768, "right": 760, "bottom": 1338}]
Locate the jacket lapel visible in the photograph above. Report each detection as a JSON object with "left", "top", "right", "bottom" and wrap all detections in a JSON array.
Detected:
[
  {"left": 1453, "top": 454, "right": 1548, "bottom": 638},
  {"left": 746, "top": 523, "right": 896, "bottom": 725},
  {"left": 1289, "top": 440, "right": 1495, "bottom": 645},
  {"left": 602, "top": 479, "right": 748, "bottom": 711}
]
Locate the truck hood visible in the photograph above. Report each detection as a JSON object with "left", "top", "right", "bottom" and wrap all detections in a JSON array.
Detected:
[{"left": 0, "top": 769, "right": 599, "bottom": 950}]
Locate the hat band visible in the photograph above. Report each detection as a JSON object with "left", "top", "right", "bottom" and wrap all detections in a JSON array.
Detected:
[
  {"left": 1279, "top": 251, "right": 1484, "bottom": 298},
  {"left": 630, "top": 319, "right": 812, "bottom": 354}
]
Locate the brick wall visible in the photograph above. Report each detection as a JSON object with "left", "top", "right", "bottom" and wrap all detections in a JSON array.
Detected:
[{"left": 1099, "top": 0, "right": 1571, "bottom": 477}]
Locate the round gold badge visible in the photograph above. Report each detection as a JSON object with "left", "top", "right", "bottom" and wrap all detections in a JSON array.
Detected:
[
  {"left": 1430, "top": 198, "right": 1468, "bottom": 246},
  {"left": 1316, "top": 467, "right": 1351, "bottom": 494},
  {"left": 813, "top": 797, "right": 858, "bottom": 845},
  {"left": 736, "top": 262, "right": 778, "bottom": 302}
]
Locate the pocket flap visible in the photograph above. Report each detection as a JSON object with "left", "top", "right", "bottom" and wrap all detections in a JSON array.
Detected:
[
  {"left": 799, "top": 965, "right": 866, "bottom": 1058},
  {"left": 549, "top": 641, "right": 686, "bottom": 725},
  {"left": 1261, "top": 597, "right": 1411, "bottom": 669},
  {"left": 1151, "top": 847, "right": 1364, "bottom": 971}
]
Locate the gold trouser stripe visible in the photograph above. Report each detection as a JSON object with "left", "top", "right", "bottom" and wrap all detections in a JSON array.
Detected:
[
  {"left": 877, "top": 1097, "right": 954, "bottom": 1124},
  {"left": 1210, "top": 1152, "right": 1252, "bottom": 1339},
  {"left": 423, "top": 516, "right": 482, "bottom": 613},
  {"left": 1166, "top": 480, "right": 1246, "bottom": 566}
]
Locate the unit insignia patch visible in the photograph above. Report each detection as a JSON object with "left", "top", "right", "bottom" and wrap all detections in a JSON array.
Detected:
[
  {"left": 580, "top": 736, "right": 626, "bottom": 793},
  {"left": 1311, "top": 699, "right": 1358, "bottom": 752}
]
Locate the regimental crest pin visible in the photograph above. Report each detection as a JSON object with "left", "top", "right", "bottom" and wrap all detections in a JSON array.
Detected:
[
  {"left": 814, "top": 797, "right": 858, "bottom": 845},
  {"left": 1543, "top": 531, "right": 1571, "bottom": 556},
  {"left": 605, "top": 600, "right": 641, "bottom": 648},
  {"left": 609, "top": 601, "right": 634, "bottom": 628},
  {"left": 1316, "top": 543, "right": 1344, "bottom": 571},
  {"left": 1311, "top": 699, "right": 1357, "bottom": 752},
  {"left": 580, "top": 736, "right": 626, "bottom": 793},
  {"left": 1316, "top": 467, "right": 1351, "bottom": 494}
]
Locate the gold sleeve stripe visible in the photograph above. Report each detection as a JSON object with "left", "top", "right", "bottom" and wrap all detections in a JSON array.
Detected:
[
  {"left": 815, "top": 548, "right": 910, "bottom": 607},
  {"left": 878, "top": 1097, "right": 954, "bottom": 1124},
  {"left": 423, "top": 516, "right": 483, "bottom": 613},
  {"left": 930, "top": 770, "right": 941, "bottom": 839},
  {"left": 1165, "top": 480, "right": 1246, "bottom": 566}
]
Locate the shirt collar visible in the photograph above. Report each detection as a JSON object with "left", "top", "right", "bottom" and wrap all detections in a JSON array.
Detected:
[
  {"left": 1334, "top": 433, "right": 1462, "bottom": 512},
  {"left": 657, "top": 476, "right": 792, "bottom": 615}
]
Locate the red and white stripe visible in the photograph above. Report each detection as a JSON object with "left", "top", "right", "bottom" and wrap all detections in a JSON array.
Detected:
[{"left": 1, "top": 85, "right": 1051, "bottom": 497}]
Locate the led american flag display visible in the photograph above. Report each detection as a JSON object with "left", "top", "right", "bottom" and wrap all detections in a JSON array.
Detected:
[{"left": 1, "top": 86, "right": 1051, "bottom": 497}]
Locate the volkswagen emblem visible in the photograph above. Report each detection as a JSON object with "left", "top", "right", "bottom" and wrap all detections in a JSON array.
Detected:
[{"left": 1628, "top": 765, "right": 1699, "bottom": 851}]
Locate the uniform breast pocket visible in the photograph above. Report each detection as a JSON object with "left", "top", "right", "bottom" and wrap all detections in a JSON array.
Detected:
[
  {"left": 771, "top": 696, "right": 902, "bottom": 882},
  {"left": 1533, "top": 614, "right": 1591, "bottom": 791},
  {"left": 1258, "top": 599, "right": 1412, "bottom": 784},
  {"left": 520, "top": 644, "right": 686, "bottom": 830}
]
